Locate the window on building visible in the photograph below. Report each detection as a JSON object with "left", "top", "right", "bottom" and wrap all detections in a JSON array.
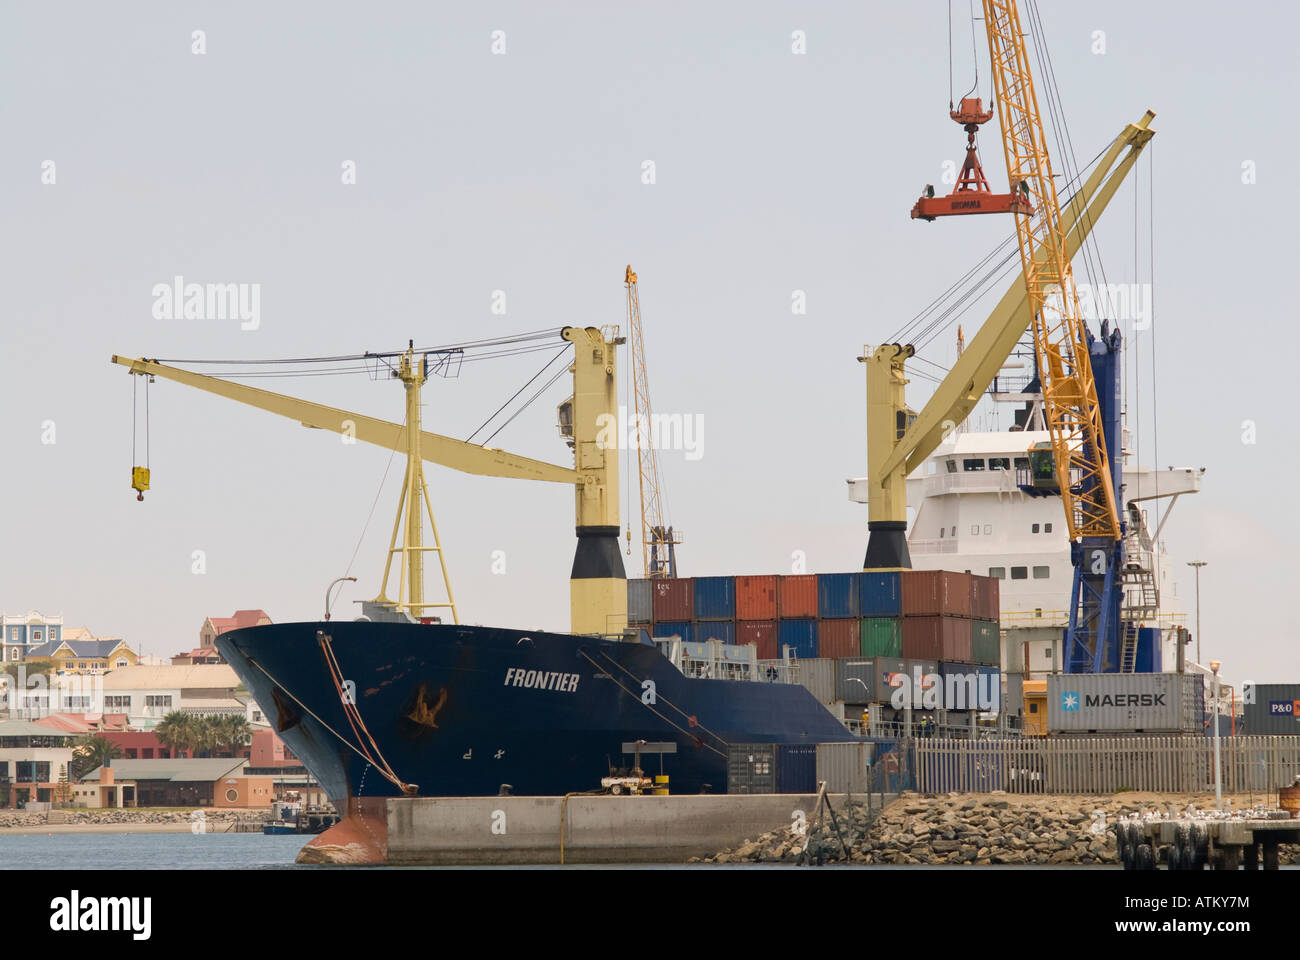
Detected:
[
  {"left": 1029, "top": 703, "right": 1038, "bottom": 713},
  {"left": 989, "top": 457, "right": 1010, "bottom": 470},
  {"left": 963, "top": 458, "right": 985, "bottom": 471},
  {"left": 950, "top": 526, "right": 956, "bottom": 537},
  {"left": 945, "top": 460, "right": 957, "bottom": 473},
  {"left": 105, "top": 696, "right": 131, "bottom": 711},
  {"left": 1044, "top": 522, "right": 1053, "bottom": 533},
  {"left": 971, "top": 525, "right": 980, "bottom": 536},
  {"left": 115, "top": 658, "right": 128, "bottom": 668},
  {"left": 8, "top": 649, "right": 17, "bottom": 661},
  {"left": 146, "top": 695, "right": 173, "bottom": 708},
  {"left": 1014, "top": 457, "right": 1029, "bottom": 471},
  {"left": 1033, "top": 566, "right": 1050, "bottom": 579},
  {"left": 1011, "top": 566, "right": 1028, "bottom": 580},
  {"left": 1032, "top": 523, "right": 1040, "bottom": 533},
  {"left": 984, "top": 524, "right": 992, "bottom": 534},
  {"left": 988, "top": 567, "right": 1006, "bottom": 579},
  {"left": 939, "top": 528, "right": 945, "bottom": 538},
  {"left": 33, "top": 631, "right": 42, "bottom": 642}
]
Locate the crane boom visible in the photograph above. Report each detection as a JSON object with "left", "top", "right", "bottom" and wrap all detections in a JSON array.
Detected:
[
  {"left": 624, "top": 266, "right": 680, "bottom": 578},
  {"left": 981, "top": 0, "right": 1121, "bottom": 543}
]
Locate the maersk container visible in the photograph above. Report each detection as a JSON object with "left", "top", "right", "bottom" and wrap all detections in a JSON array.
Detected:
[
  {"left": 816, "top": 741, "right": 876, "bottom": 795},
  {"left": 860, "top": 571, "right": 902, "bottom": 618},
  {"left": 651, "top": 578, "right": 692, "bottom": 622},
  {"left": 901, "top": 616, "right": 972, "bottom": 662},
  {"left": 860, "top": 618, "right": 902, "bottom": 658},
  {"left": 694, "top": 576, "right": 736, "bottom": 620},
  {"left": 627, "top": 579, "right": 652, "bottom": 624},
  {"left": 653, "top": 621, "right": 693, "bottom": 644},
  {"left": 797, "top": 657, "right": 836, "bottom": 704},
  {"left": 817, "top": 619, "right": 861, "bottom": 659},
  {"left": 1242, "top": 683, "right": 1300, "bottom": 736},
  {"left": 777, "top": 618, "right": 818, "bottom": 659},
  {"left": 737, "top": 620, "right": 778, "bottom": 660},
  {"left": 736, "top": 575, "right": 778, "bottom": 621},
  {"left": 778, "top": 575, "right": 818, "bottom": 619},
  {"left": 817, "top": 573, "right": 860, "bottom": 620},
  {"left": 1046, "top": 673, "right": 1203, "bottom": 734},
  {"left": 901, "top": 570, "right": 973, "bottom": 618},
  {"left": 696, "top": 621, "right": 736, "bottom": 644},
  {"left": 971, "top": 620, "right": 1000, "bottom": 665}
]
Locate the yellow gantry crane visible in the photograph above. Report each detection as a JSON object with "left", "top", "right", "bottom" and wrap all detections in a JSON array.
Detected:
[
  {"left": 113, "top": 327, "right": 629, "bottom": 636},
  {"left": 981, "top": 0, "right": 1121, "bottom": 544},
  {"left": 624, "top": 266, "right": 681, "bottom": 579}
]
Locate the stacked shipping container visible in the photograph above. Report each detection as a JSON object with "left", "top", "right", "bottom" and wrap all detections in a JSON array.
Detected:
[{"left": 631, "top": 567, "right": 1001, "bottom": 709}]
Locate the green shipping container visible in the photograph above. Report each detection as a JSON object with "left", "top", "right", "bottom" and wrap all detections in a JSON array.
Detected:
[
  {"left": 972, "top": 620, "right": 1000, "bottom": 666},
  {"left": 859, "top": 618, "right": 902, "bottom": 658}
]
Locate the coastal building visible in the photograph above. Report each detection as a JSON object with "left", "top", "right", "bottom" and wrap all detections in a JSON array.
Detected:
[
  {"left": 0, "top": 719, "right": 76, "bottom": 808},
  {"left": 1, "top": 610, "right": 63, "bottom": 663},
  {"left": 100, "top": 664, "right": 245, "bottom": 729},
  {"left": 77, "top": 758, "right": 273, "bottom": 808},
  {"left": 26, "top": 635, "right": 139, "bottom": 675},
  {"left": 174, "top": 609, "right": 272, "bottom": 665}
]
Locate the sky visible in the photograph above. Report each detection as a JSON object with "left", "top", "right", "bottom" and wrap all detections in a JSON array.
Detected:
[{"left": 1, "top": 1, "right": 1295, "bottom": 688}]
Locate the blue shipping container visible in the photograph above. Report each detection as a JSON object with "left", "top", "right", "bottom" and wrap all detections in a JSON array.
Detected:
[
  {"left": 697, "top": 621, "right": 736, "bottom": 644},
  {"left": 860, "top": 571, "right": 902, "bottom": 618},
  {"left": 775, "top": 743, "right": 818, "bottom": 794},
  {"left": 693, "top": 576, "right": 737, "bottom": 620},
  {"left": 778, "top": 619, "right": 819, "bottom": 659},
  {"left": 1136, "top": 627, "right": 1162, "bottom": 673},
  {"left": 653, "top": 621, "right": 693, "bottom": 644},
  {"left": 818, "top": 573, "right": 860, "bottom": 619},
  {"left": 937, "top": 662, "right": 1000, "bottom": 711}
]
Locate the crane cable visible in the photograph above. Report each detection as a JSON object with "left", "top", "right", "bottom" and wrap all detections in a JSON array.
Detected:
[{"left": 131, "top": 375, "right": 151, "bottom": 471}]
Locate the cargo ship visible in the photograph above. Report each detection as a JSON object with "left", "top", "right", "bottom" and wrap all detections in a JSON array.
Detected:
[{"left": 216, "top": 616, "right": 857, "bottom": 802}]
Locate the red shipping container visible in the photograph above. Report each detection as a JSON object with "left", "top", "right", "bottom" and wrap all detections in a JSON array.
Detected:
[
  {"left": 901, "top": 570, "right": 973, "bottom": 618},
  {"left": 817, "top": 619, "right": 860, "bottom": 659},
  {"left": 651, "top": 577, "right": 693, "bottom": 622},
  {"left": 972, "top": 575, "right": 1000, "bottom": 620},
  {"left": 902, "top": 616, "right": 973, "bottom": 661},
  {"left": 986, "top": 576, "right": 1000, "bottom": 620},
  {"left": 738, "top": 620, "right": 778, "bottom": 660},
  {"left": 778, "top": 575, "right": 818, "bottom": 618},
  {"left": 736, "top": 575, "right": 778, "bottom": 620}
]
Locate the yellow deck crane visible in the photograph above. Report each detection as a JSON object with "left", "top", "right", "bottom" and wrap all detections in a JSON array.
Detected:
[
  {"left": 623, "top": 265, "right": 681, "bottom": 579},
  {"left": 113, "top": 326, "right": 629, "bottom": 636}
]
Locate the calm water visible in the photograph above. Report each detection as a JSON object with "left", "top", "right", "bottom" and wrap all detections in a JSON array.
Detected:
[{"left": 4, "top": 833, "right": 1290, "bottom": 870}]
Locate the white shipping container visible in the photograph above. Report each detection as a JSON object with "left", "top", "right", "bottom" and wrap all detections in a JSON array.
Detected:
[
  {"left": 1046, "top": 673, "right": 1202, "bottom": 733},
  {"left": 816, "top": 741, "right": 876, "bottom": 794}
]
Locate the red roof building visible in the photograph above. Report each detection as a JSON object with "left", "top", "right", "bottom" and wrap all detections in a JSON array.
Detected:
[{"left": 176, "top": 610, "right": 272, "bottom": 665}]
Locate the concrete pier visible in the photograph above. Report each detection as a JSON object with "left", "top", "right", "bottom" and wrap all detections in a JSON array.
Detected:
[{"left": 302, "top": 793, "right": 853, "bottom": 865}]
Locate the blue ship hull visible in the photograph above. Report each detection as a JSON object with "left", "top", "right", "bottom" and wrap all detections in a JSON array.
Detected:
[{"left": 216, "top": 621, "right": 857, "bottom": 807}]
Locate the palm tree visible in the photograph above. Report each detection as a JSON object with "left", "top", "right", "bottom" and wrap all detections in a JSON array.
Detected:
[
  {"left": 154, "top": 711, "right": 195, "bottom": 758},
  {"left": 71, "top": 734, "right": 123, "bottom": 780},
  {"left": 215, "top": 714, "right": 252, "bottom": 757}
]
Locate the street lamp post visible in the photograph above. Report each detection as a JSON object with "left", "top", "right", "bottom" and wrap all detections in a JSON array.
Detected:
[
  {"left": 1210, "top": 660, "right": 1222, "bottom": 811},
  {"left": 1187, "top": 561, "right": 1207, "bottom": 665}
]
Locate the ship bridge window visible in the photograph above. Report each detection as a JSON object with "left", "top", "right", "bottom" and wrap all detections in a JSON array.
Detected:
[
  {"left": 946, "top": 460, "right": 957, "bottom": 473},
  {"left": 963, "top": 459, "right": 985, "bottom": 471},
  {"left": 988, "top": 567, "right": 1006, "bottom": 579},
  {"left": 971, "top": 525, "right": 980, "bottom": 536},
  {"left": 939, "top": 528, "right": 944, "bottom": 538},
  {"left": 1014, "top": 457, "right": 1029, "bottom": 470},
  {"left": 1044, "top": 522, "right": 1053, "bottom": 533},
  {"left": 950, "top": 526, "right": 956, "bottom": 537},
  {"left": 989, "top": 457, "right": 1010, "bottom": 470},
  {"left": 1010, "top": 566, "right": 1028, "bottom": 580},
  {"left": 1033, "top": 566, "right": 1051, "bottom": 579},
  {"left": 1032, "top": 523, "right": 1040, "bottom": 533}
]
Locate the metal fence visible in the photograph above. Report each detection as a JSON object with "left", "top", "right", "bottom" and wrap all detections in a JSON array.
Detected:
[{"left": 913, "top": 736, "right": 1300, "bottom": 795}]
